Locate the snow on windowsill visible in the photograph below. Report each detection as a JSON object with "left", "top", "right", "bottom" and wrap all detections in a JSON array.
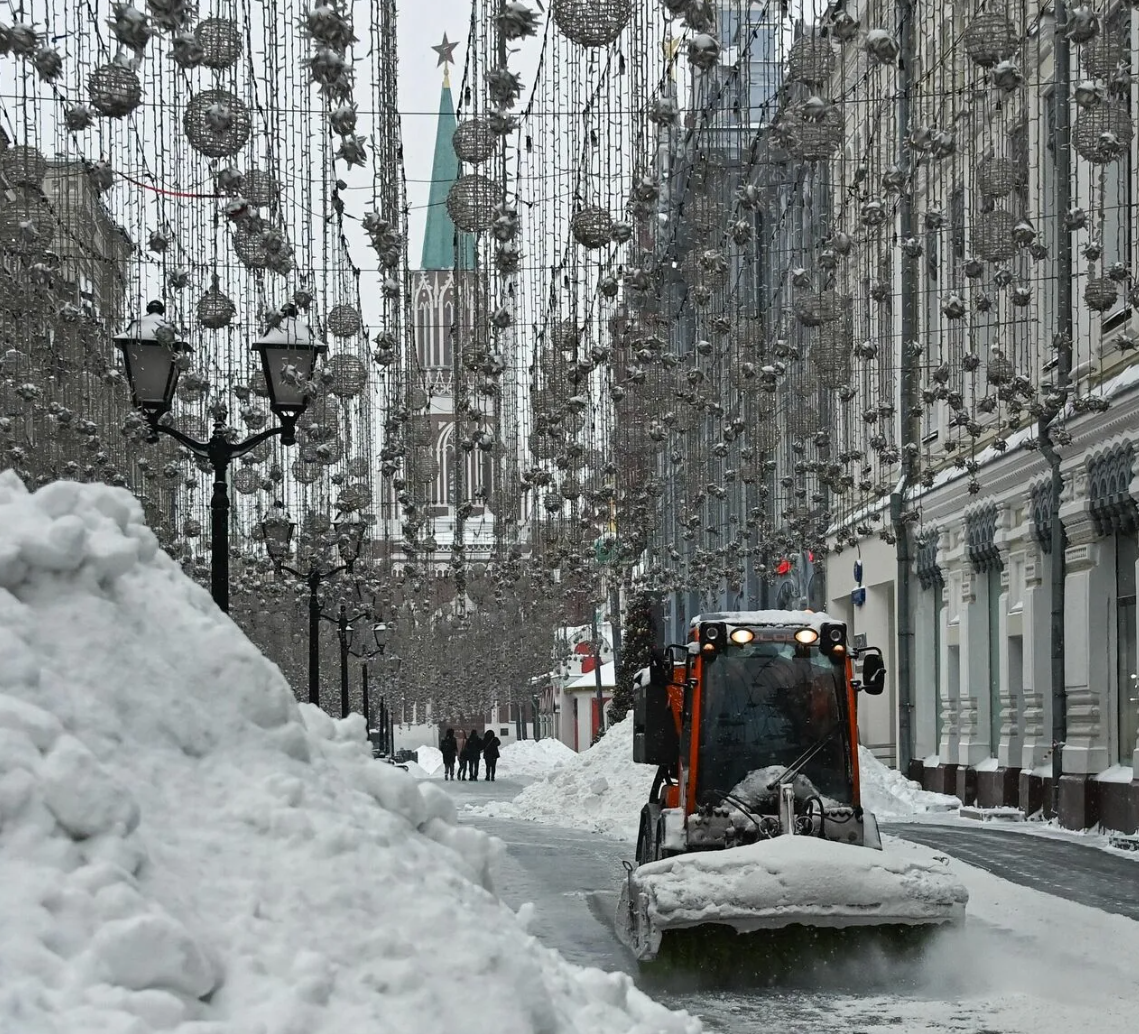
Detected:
[{"left": 974, "top": 757, "right": 1001, "bottom": 772}]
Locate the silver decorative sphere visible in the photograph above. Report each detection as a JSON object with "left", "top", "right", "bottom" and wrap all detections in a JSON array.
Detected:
[
  {"left": 184, "top": 89, "right": 251, "bottom": 158},
  {"left": 291, "top": 458, "right": 322, "bottom": 484},
  {"left": 233, "top": 467, "right": 260, "bottom": 495},
  {"left": 327, "top": 304, "right": 362, "bottom": 337},
  {"left": 446, "top": 174, "right": 499, "bottom": 232},
  {"left": 1083, "top": 30, "right": 1127, "bottom": 80},
  {"left": 327, "top": 354, "right": 368, "bottom": 398},
  {"left": 0, "top": 146, "right": 47, "bottom": 187},
  {"left": 1073, "top": 104, "right": 1133, "bottom": 164},
  {"left": 197, "top": 280, "right": 236, "bottom": 329},
  {"left": 1084, "top": 277, "right": 1118, "bottom": 312},
  {"left": 88, "top": 64, "right": 142, "bottom": 118},
  {"left": 195, "top": 17, "right": 242, "bottom": 69},
  {"left": 406, "top": 386, "right": 430, "bottom": 410},
  {"left": 0, "top": 187, "right": 54, "bottom": 255},
  {"left": 570, "top": 207, "right": 613, "bottom": 248},
  {"left": 551, "top": 0, "right": 632, "bottom": 48},
  {"left": 452, "top": 119, "right": 497, "bottom": 164},
  {"left": 242, "top": 168, "right": 279, "bottom": 207},
  {"left": 776, "top": 104, "right": 843, "bottom": 162},
  {"left": 976, "top": 157, "right": 1019, "bottom": 197},
  {"left": 962, "top": 12, "right": 1018, "bottom": 67},
  {"left": 793, "top": 290, "right": 844, "bottom": 326},
  {"left": 232, "top": 223, "right": 268, "bottom": 268},
  {"left": 972, "top": 209, "right": 1017, "bottom": 261},
  {"left": 786, "top": 35, "right": 836, "bottom": 83}
]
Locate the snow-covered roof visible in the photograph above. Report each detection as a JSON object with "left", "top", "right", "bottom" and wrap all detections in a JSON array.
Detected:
[
  {"left": 565, "top": 661, "right": 617, "bottom": 690},
  {"left": 691, "top": 610, "right": 837, "bottom": 631}
]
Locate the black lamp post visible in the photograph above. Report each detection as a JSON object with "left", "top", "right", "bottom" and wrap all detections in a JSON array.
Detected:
[
  {"left": 116, "top": 302, "right": 326, "bottom": 613},
  {"left": 261, "top": 509, "right": 368, "bottom": 710},
  {"left": 348, "top": 619, "right": 389, "bottom": 748}
]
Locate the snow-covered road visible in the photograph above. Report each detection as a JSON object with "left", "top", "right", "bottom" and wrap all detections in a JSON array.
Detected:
[{"left": 454, "top": 779, "right": 1139, "bottom": 1034}]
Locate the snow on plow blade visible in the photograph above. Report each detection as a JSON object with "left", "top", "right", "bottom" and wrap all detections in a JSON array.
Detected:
[{"left": 617, "top": 835, "right": 968, "bottom": 965}]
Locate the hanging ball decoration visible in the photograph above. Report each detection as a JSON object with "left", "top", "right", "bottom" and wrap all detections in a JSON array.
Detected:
[
  {"left": 242, "top": 168, "right": 279, "bottom": 207},
  {"left": 786, "top": 35, "right": 836, "bottom": 83},
  {"left": 194, "top": 17, "right": 242, "bottom": 69},
  {"left": 1083, "top": 30, "right": 1126, "bottom": 80},
  {"left": 197, "top": 276, "right": 236, "bottom": 329},
  {"left": 88, "top": 63, "right": 142, "bottom": 118},
  {"left": 1073, "top": 104, "right": 1134, "bottom": 164},
  {"left": 327, "top": 354, "right": 368, "bottom": 398},
  {"left": 291, "top": 458, "right": 322, "bottom": 485},
  {"left": 184, "top": 89, "right": 252, "bottom": 158},
  {"left": 570, "top": 207, "right": 613, "bottom": 248},
  {"left": 776, "top": 104, "right": 843, "bottom": 162},
  {"left": 972, "top": 209, "right": 1017, "bottom": 262},
  {"left": 327, "top": 304, "right": 362, "bottom": 337},
  {"left": 0, "top": 146, "right": 47, "bottom": 187},
  {"left": 977, "top": 156, "right": 1019, "bottom": 197},
  {"left": 233, "top": 467, "right": 260, "bottom": 495},
  {"left": 551, "top": 0, "right": 632, "bottom": 48},
  {"left": 232, "top": 222, "right": 268, "bottom": 268},
  {"left": 1084, "top": 277, "right": 1118, "bottom": 312},
  {"left": 962, "top": 11, "right": 1018, "bottom": 67},
  {"left": 406, "top": 385, "right": 430, "bottom": 410},
  {"left": 446, "top": 174, "right": 499, "bottom": 232},
  {"left": 451, "top": 119, "right": 497, "bottom": 164},
  {"left": 0, "top": 188, "right": 54, "bottom": 255}
]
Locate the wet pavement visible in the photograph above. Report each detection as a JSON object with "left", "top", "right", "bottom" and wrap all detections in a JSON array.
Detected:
[
  {"left": 882, "top": 822, "right": 1139, "bottom": 921},
  {"left": 447, "top": 779, "right": 1139, "bottom": 1033}
]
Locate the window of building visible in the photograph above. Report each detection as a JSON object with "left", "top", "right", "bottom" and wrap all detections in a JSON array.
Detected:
[
  {"left": 987, "top": 566, "right": 1002, "bottom": 755},
  {"left": 1115, "top": 532, "right": 1138, "bottom": 764}
]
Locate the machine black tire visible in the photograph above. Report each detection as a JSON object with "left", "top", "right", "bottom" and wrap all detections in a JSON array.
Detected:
[{"left": 635, "top": 803, "right": 662, "bottom": 864}]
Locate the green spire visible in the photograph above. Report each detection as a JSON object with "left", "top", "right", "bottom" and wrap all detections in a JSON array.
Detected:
[{"left": 421, "top": 77, "right": 476, "bottom": 270}]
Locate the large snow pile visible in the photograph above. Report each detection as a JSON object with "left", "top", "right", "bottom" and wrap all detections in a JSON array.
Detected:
[
  {"left": 619, "top": 834, "right": 968, "bottom": 959},
  {"left": 0, "top": 474, "right": 698, "bottom": 1034},
  {"left": 497, "top": 736, "right": 577, "bottom": 781},
  {"left": 858, "top": 746, "right": 961, "bottom": 820},
  {"left": 471, "top": 716, "right": 655, "bottom": 841},
  {"left": 416, "top": 744, "right": 444, "bottom": 775}
]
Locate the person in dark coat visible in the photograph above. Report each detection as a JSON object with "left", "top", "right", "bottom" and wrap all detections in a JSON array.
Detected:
[
  {"left": 466, "top": 729, "right": 484, "bottom": 781},
  {"left": 456, "top": 729, "right": 468, "bottom": 780},
  {"left": 482, "top": 731, "right": 501, "bottom": 782},
  {"left": 440, "top": 729, "right": 458, "bottom": 781}
]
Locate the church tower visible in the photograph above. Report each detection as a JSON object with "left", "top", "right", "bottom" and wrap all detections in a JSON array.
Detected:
[{"left": 411, "top": 38, "right": 494, "bottom": 556}]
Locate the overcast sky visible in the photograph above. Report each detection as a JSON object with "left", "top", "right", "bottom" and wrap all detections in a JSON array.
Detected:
[{"left": 397, "top": 0, "right": 475, "bottom": 263}]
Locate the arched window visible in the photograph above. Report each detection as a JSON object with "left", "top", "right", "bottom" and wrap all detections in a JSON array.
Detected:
[
  {"left": 416, "top": 300, "right": 431, "bottom": 368},
  {"left": 441, "top": 286, "right": 454, "bottom": 369},
  {"left": 434, "top": 423, "right": 455, "bottom": 507}
]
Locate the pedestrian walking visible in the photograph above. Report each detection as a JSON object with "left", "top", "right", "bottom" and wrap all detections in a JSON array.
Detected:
[
  {"left": 466, "top": 728, "right": 484, "bottom": 781},
  {"left": 482, "top": 730, "right": 501, "bottom": 782},
  {"left": 440, "top": 728, "right": 458, "bottom": 781},
  {"left": 456, "top": 729, "right": 468, "bottom": 780}
]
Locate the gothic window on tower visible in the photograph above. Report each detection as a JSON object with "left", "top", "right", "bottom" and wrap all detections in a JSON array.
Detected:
[
  {"left": 416, "top": 297, "right": 432, "bottom": 369},
  {"left": 441, "top": 289, "right": 454, "bottom": 369},
  {"left": 432, "top": 424, "right": 454, "bottom": 512}
]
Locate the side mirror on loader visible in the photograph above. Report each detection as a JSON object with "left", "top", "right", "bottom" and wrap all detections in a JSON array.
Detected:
[{"left": 860, "top": 651, "right": 886, "bottom": 695}]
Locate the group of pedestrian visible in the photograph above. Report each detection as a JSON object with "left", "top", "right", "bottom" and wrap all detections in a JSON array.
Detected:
[{"left": 439, "top": 727, "right": 501, "bottom": 781}]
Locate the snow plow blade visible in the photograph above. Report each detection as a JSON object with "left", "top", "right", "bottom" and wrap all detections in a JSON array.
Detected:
[{"left": 616, "top": 836, "right": 967, "bottom": 968}]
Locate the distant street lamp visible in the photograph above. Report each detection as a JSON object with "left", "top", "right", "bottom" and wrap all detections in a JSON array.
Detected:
[
  {"left": 117, "top": 302, "right": 326, "bottom": 613},
  {"left": 344, "top": 617, "right": 390, "bottom": 747},
  {"left": 261, "top": 507, "right": 368, "bottom": 709}
]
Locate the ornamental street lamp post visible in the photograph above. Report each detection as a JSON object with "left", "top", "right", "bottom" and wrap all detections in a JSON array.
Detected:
[
  {"left": 349, "top": 620, "right": 389, "bottom": 749},
  {"left": 116, "top": 302, "right": 326, "bottom": 613},
  {"left": 261, "top": 508, "right": 368, "bottom": 710}
]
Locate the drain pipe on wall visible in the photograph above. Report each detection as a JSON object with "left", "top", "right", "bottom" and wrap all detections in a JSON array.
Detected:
[
  {"left": 892, "top": 0, "right": 919, "bottom": 773},
  {"left": 1040, "top": 0, "right": 1074, "bottom": 818}
]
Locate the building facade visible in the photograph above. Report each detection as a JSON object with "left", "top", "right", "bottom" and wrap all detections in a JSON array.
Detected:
[{"left": 821, "top": 1, "right": 1139, "bottom": 832}]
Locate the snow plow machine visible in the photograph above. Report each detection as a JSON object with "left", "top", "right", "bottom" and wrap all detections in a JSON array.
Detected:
[{"left": 616, "top": 611, "right": 967, "bottom": 973}]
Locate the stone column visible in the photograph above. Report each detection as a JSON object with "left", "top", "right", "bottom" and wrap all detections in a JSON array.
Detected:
[
  {"left": 1018, "top": 543, "right": 1052, "bottom": 814},
  {"left": 937, "top": 529, "right": 964, "bottom": 796},
  {"left": 1059, "top": 501, "right": 1111, "bottom": 828}
]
